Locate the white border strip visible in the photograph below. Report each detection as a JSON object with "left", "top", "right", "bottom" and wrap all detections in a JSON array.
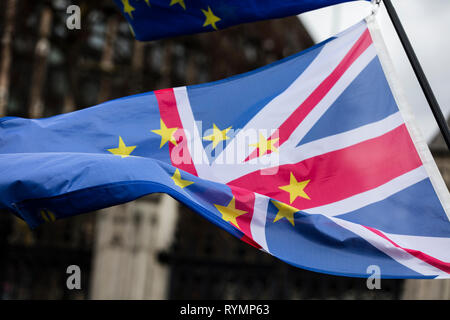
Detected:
[{"left": 367, "top": 15, "right": 450, "bottom": 220}]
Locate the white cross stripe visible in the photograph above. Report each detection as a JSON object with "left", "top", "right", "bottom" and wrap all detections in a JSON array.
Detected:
[
  {"left": 303, "top": 166, "right": 428, "bottom": 217},
  {"left": 211, "top": 22, "right": 368, "bottom": 169}
]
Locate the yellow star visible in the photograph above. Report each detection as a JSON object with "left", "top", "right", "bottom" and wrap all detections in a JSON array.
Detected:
[
  {"left": 201, "top": 6, "right": 221, "bottom": 30},
  {"left": 249, "top": 133, "right": 279, "bottom": 157},
  {"left": 107, "top": 136, "right": 137, "bottom": 158},
  {"left": 121, "top": 0, "right": 135, "bottom": 19},
  {"left": 170, "top": 0, "right": 186, "bottom": 10},
  {"left": 279, "top": 172, "right": 311, "bottom": 204},
  {"left": 171, "top": 169, "right": 194, "bottom": 189},
  {"left": 203, "top": 124, "right": 231, "bottom": 149},
  {"left": 144, "top": 0, "right": 151, "bottom": 6},
  {"left": 41, "top": 209, "right": 56, "bottom": 223},
  {"left": 272, "top": 200, "right": 300, "bottom": 227},
  {"left": 214, "top": 197, "right": 247, "bottom": 228},
  {"left": 151, "top": 119, "right": 179, "bottom": 148}
]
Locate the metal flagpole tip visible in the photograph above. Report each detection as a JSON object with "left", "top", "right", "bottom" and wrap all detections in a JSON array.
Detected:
[{"left": 371, "top": 0, "right": 381, "bottom": 16}]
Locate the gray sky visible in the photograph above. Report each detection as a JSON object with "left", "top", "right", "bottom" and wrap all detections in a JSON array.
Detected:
[{"left": 298, "top": 0, "right": 450, "bottom": 143}]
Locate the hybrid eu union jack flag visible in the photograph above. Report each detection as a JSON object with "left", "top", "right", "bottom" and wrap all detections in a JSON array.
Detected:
[{"left": 1, "top": 20, "right": 450, "bottom": 278}]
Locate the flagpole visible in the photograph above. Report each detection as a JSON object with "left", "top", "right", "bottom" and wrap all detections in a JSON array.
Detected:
[{"left": 382, "top": 0, "right": 450, "bottom": 151}]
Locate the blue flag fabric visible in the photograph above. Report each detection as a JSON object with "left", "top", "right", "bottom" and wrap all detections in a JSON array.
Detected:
[
  {"left": 114, "top": 0, "right": 369, "bottom": 41},
  {"left": 1, "top": 21, "right": 450, "bottom": 278}
]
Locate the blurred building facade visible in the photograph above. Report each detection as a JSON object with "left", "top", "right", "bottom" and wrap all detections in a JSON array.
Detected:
[{"left": 0, "top": 0, "right": 446, "bottom": 300}]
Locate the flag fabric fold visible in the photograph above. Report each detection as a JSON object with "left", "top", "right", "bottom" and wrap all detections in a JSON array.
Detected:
[
  {"left": 114, "top": 0, "right": 370, "bottom": 41},
  {"left": 1, "top": 19, "right": 450, "bottom": 278}
]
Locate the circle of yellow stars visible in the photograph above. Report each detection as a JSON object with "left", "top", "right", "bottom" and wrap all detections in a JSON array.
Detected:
[
  {"left": 120, "top": 1, "right": 222, "bottom": 31},
  {"left": 107, "top": 107, "right": 312, "bottom": 230},
  {"left": 107, "top": 117, "right": 312, "bottom": 228}
]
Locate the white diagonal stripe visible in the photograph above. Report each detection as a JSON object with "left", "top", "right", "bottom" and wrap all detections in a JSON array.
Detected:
[
  {"left": 250, "top": 194, "right": 270, "bottom": 253},
  {"left": 329, "top": 216, "right": 447, "bottom": 277},
  {"left": 209, "top": 50, "right": 377, "bottom": 183},
  {"left": 280, "top": 111, "right": 403, "bottom": 168},
  {"left": 280, "top": 45, "right": 376, "bottom": 151},
  {"left": 212, "top": 110, "right": 403, "bottom": 184},
  {"left": 384, "top": 232, "right": 450, "bottom": 263},
  {"left": 173, "top": 86, "right": 212, "bottom": 178},
  {"left": 211, "top": 22, "right": 367, "bottom": 168},
  {"left": 303, "top": 165, "right": 428, "bottom": 217}
]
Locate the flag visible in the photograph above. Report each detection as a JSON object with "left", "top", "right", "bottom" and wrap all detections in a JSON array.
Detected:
[
  {"left": 1, "top": 19, "right": 450, "bottom": 278},
  {"left": 114, "top": 0, "right": 369, "bottom": 41}
]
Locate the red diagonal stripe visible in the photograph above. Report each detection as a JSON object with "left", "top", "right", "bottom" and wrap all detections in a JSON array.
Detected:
[
  {"left": 228, "top": 185, "right": 256, "bottom": 241},
  {"left": 246, "top": 29, "right": 373, "bottom": 162},
  {"left": 154, "top": 88, "right": 198, "bottom": 176},
  {"left": 230, "top": 124, "right": 422, "bottom": 210},
  {"left": 365, "top": 226, "right": 450, "bottom": 274}
]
